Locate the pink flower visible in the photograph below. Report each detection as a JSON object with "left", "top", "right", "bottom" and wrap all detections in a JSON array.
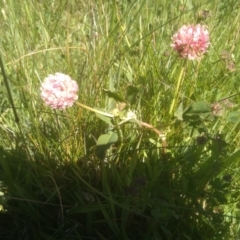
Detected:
[
  {"left": 40, "top": 73, "right": 78, "bottom": 109},
  {"left": 171, "top": 24, "right": 210, "bottom": 60}
]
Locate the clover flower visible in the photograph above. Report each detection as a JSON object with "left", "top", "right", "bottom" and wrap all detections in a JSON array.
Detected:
[
  {"left": 171, "top": 24, "right": 210, "bottom": 60},
  {"left": 40, "top": 72, "right": 78, "bottom": 109},
  {"left": 211, "top": 99, "right": 234, "bottom": 117}
]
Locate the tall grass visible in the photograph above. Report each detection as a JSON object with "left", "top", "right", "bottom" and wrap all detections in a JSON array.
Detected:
[{"left": 0, "top": 0, "right": 240, "bottom": 239}]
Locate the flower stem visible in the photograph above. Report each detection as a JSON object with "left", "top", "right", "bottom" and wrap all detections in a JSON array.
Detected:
[
  {"left": 135, "top": 119, "right": 167, "bottom": 156},
  {"left": 75, "top": 102, "right": 114, "bottom": 118},
  {"left": 76, "top": 102, "right": 167, "bottom": 156},
  {"left": 169, "top": 66, "right": 185, "bottom": 117}
]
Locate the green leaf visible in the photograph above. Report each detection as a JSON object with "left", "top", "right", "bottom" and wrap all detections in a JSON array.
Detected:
[
  {"left": 0, "top": 148, "right": 13, "bottom": 181},
  {"left": 219, "top": 148, "right": 240, "bottom": 174},
  {"left": 183, "top": 101, "right": 211, "bottom": 114},
  {"left": 226, "top": 111, "right": 240, "bottom": 123},
  {"left": 94, "top": 107, "right": 113, "bottom": 125},
  {"left": 67, "top": 203, "right": 109, "bottom": 214},
  {"left": 102, "top": 89, "right": 126, "bottom": 102},
  {"left": 126, "top": 85, "right": 139, "bottom": 104},
  {"left": 97, "top": 131, "right": 118, "bottom": 146},
  {"left": 174, "top": 102, "right": 184, "bottom": 120},
  {"left": 96, "top": 131, "right": 118, "bottom": 159},
  {"left": 182, "top": 101, "right": 213, "bottom": 122}
]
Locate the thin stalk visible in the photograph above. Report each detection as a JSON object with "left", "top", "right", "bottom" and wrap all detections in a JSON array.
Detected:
[
  {"left": 169, "top": 66, "right": 185, "bottom": 117},
  {"left": 0, "top": 55, "right": 32, "bottom": 160},
  {"left": 118, "top": 117, "right": 167, "bottom": 156},
  {"left": 0, "top": 56, "right": 19, "bottom": 124},
  {"left": 76, "top": 101, "right": 167, "bottom": 156},
  {"left": 137, "top": 119, "right": 167, "bottom": 155},
  {"left": 75, "top": 102, "right": 114, "bottom": 117}
]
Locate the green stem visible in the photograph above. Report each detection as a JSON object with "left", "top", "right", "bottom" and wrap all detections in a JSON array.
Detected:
[
  {"left": 75, "top": 102, "right": 114, "bottom": 118},
  {"left": 76, "top": 101, "right": 167, "bottom": 156},
  {"left": 0, "top": 55, "right": 32, "bottom": 160},
  {"left": 169, "top": 66, "right": 185, "bottom": 116},
  {"left": 0, "top": 56, "right": 19, "bottom": 123}
]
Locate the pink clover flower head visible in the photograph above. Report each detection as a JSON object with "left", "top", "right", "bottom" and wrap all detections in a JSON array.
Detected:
[
  {"left": 171, "top": 24, "right": 210, "bottom": 60},
  {"left": 40, "top": 72, "right": 79, "bottom": 109}
]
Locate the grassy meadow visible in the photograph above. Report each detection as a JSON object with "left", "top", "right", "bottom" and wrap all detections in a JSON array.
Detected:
[{"left": 1, "top": 0, "right": 240, "bottom": 239}]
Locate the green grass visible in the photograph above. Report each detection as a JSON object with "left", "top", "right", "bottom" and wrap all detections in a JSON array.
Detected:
[{"left": 1, "top": 0, "right": 240, "bottom": 239}]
